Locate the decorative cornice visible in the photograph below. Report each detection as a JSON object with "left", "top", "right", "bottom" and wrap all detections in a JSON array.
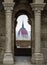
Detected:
[
  {"left": 30, "top": 3, "right": 46, "bottom": 11},
  {"left": 2, "top": 2, "right": 15, "bottom": 10}
]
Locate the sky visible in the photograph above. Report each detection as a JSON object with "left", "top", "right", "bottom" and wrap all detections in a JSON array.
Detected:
[{"left": 16, "top": 15, "right": 31, "bottom": 32}]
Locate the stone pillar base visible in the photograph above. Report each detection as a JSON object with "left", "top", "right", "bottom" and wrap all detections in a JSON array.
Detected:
[
  {"left": 31, "top": 53, "right": 44, "bottom": 64},
  {"left": 3, "top": 52, "right": 14, "bottom": 65}
]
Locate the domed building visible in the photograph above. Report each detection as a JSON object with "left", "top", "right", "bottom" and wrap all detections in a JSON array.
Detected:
[
  {"left": 16, "top": 22, "right": 31, "bottom": 48},
  {"left": 17, "top": 22, "right": 28, "bottom": 40}
]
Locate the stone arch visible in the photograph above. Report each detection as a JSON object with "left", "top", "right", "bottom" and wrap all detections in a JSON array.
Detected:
[
  {"left": 13, "top": 3, "right": 33, "bottom": 25},
  {"left": 14, "top": 10, "right": 32, "bottom": 26},
  {"left": 13, "top": 6, "right": 33, "bottom": 56}
]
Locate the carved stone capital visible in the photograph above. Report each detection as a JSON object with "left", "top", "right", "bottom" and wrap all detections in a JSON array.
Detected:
[
  {"left": 30, "top": 3, "right": 46, "bottom": 11},
  {"left": 2, "top": 2, "right": 15, "bottom": 10}
]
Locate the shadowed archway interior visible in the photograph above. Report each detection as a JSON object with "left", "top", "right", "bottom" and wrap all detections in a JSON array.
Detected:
[{"left": 14, "top": 14, "right": 32, "bottom": 56}]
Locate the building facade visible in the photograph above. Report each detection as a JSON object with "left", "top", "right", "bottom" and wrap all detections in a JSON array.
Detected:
[{"left": 0, "top": 0, "right": 47, "bottom": 65}]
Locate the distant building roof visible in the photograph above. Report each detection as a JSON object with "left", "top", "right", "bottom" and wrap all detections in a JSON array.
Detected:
[{"left": 18, "top": 22, "right": 28, "bottom": 36}]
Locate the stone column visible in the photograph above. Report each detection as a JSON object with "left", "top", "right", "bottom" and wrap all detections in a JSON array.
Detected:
[
  {"left": 2, "top": 2, "right": 15, "bottom": 65},
  {"left": 35, "top": 10, "right": 41, "bottom": 53},
  {"left": 30, "top": 3, "right": 46, "bottom": 63}
]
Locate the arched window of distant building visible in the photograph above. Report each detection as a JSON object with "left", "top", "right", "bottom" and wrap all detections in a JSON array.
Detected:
[{"left": 15, "top": 14, "right": 31, "bottom": 48}]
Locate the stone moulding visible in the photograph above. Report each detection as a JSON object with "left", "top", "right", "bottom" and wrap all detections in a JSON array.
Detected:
[{"left": 30, "top": 3, "right": 46, "bottom": 11}]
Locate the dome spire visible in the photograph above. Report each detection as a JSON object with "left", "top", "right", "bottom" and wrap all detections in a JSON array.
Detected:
[
  {"left": 18, "top": 21, "right": 28, "bottom": 36},
  {"left": 22, "top": 22, "right": 24, "bottom": 28}
]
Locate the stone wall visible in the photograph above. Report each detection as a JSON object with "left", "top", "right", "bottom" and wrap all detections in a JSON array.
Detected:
[
  {"left": 0, "top": 10, "right": 47, "bottom": 63},
  {"left": 0, "top": 11, "right": 5, "bottom": 64},
  {"left": 41, "top": 10, "right": 47, "bottom": 63},
  {"left": 0, "top": 11, "right": 5, "bottom": 49},
  {"left": 16, "top": 40, "right": 31, "bottom": 48}
]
